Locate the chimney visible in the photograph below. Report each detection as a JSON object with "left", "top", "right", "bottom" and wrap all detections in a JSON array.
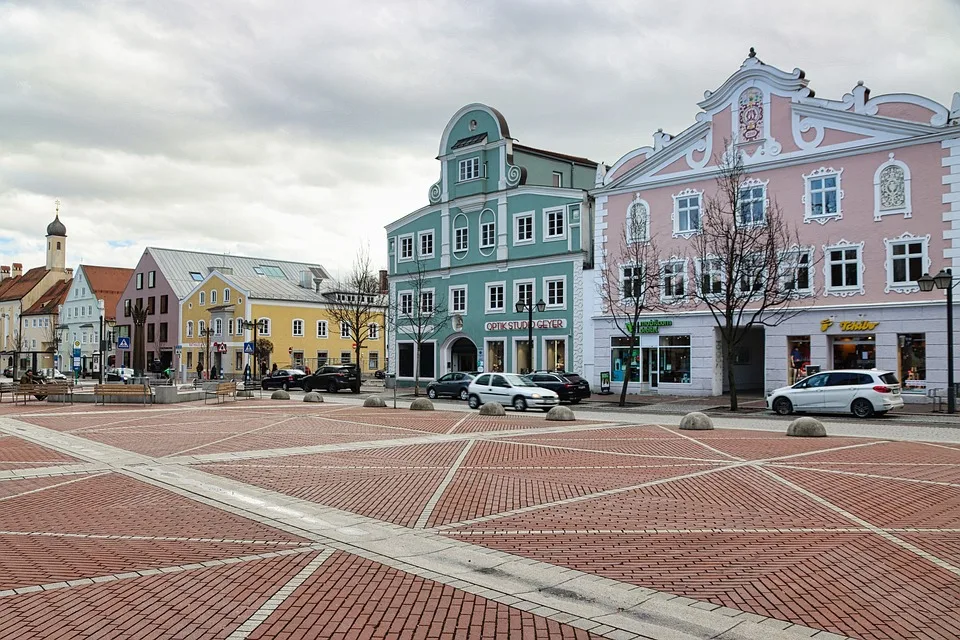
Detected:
[
  {"left": 65, "top": 268, "right": 73, "bottom": 277},
  {"left": 379, "top": 270, "right": 388, "bottom": 294},
  {"left": 11, "top": 263, "right": 22, "bottom": 278},
  {"left": 0, "top": 266, "right": 8, "bottom": 282}
]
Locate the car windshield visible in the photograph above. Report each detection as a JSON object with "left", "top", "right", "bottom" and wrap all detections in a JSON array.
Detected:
[
  {"left": 504, "top": 374, "right": 536, "bottom": 387},
  {"left": 880, "top": 373, "right": 900, "bottom": 385},
  {"left": 287, "top": 369, "right": 305, "bottom": 375}
]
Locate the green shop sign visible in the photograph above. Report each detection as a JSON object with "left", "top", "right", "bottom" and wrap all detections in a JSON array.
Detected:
[{"left": 625, "top": 319, "right": 673, "bottom": 334}]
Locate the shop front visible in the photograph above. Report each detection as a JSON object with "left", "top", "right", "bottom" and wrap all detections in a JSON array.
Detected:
[{"left": 482, "top": 318, "right": 569, "bottom": 374}]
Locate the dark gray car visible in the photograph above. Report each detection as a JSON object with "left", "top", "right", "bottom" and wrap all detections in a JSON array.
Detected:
[{"left": 426, "top": 372, "right": 476, "bottom": 400}]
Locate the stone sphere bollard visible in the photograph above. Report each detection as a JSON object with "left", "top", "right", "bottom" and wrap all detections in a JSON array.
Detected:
[
  {"left": 787, "top": 416, "right": 827, "bottom": 437},
  {"left": 546, "top": 405, "right": 576, "bottom": 421},
  {"left": 303, "top": 391, "right": 324, "bottom": 403},
  {"left": 409, "top": 398, "right": 434, "bottom": 411},
  {"left": 363, "top": 396, "right": 387, "bottom": 408},
  {"left": 271, "top": 389, "right": 291, "bottom": 400},
  {"left": 478, "top": 402, "right": 506, "bottom": 416},
  {"left": 679, "top": 411, "right": 714, "bottom": 430}
]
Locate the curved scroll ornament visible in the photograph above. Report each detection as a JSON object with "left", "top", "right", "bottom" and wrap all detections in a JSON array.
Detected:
[
  {"left": 505, "top": 163, "right": 522, "bottom": 187},
  {"left": 428, "top": 180, "right": 442, "bottom": 204},
  {"left": 879, "top": 165, "right": 905, "bottom": 211},
  {"left": 739, "top": 88, "right": 763, "bottom": 143}
]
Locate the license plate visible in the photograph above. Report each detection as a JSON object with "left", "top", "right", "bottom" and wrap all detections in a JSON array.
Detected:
[{"left": 893, "top": 388, "right": 900, "bottom": 395}]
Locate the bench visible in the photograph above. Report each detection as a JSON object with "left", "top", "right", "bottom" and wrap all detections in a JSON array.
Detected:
[
  {"left": 94, "top": 383, "right": 152, "bottom": 405},
  {"left": 11, "top": 382, "right": 71, "bottom": 404},
  {"left": 0, "top": 382, "right": 16, "bottom": 402},
  {"left": 205, "top": 381, "right": 237, "bottom": 404}
]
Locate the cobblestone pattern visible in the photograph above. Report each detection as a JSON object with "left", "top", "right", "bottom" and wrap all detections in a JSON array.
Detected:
[{"left": 0, "top": 435, "right": 79, "bottom": 470}]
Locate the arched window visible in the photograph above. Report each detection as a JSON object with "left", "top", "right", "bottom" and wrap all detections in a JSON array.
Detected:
[
  {"left": 223, "top": 288, "right": 230, "bottom": 303},
  {"left": 210, "top": 289, "right": 218, "bottom": 304},
  {"left": 56, "top": 242, "right": 61, "bottom": 250},
  {"left": 738, "top": 88, "right": 763, "bottom": 143},
  {"left": 198, "top": 320, "right": 206, "bottom": 334},
  {"left": 236, "top": 316, "right": 244, "bottom": 335},
  {"left": 199, "top": 291, "right": 205, "bottom": 306},
  {"left": 626, "top": 198, "right": 650, "bottom": 244},
  {"left": 214, "top": 318, "right": 222, "bottom": 335},
  {"left": 186, "top": 321, "right": 194, "bottom": 338}
]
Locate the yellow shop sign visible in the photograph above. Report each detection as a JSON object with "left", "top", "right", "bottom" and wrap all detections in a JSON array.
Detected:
[{"left": 820, "top": 319, "right": 880, "bottom": 332}]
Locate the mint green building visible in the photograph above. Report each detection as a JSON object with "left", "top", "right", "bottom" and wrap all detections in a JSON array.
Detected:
[{"left": 385, "top": 104, "right": 598, "bottom": 381}]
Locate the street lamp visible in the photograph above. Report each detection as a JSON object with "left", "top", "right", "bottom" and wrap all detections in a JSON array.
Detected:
[
  {"left": 514, "top": 298, "right": 546, "bottom": 374},
  {"left": 238, "top": 318, "right": 265, "bottom": 382},
  {"left": 97, "top": 299, "right": 105, "bottom": 385},
  {"left": 917, "top": 268, "right": 955, "bottom": 414},
  {"left": 199, "top": 326, "right": 215, "bottom": 380}
]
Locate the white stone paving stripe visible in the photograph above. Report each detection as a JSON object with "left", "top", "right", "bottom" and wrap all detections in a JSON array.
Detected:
[
  {"left": 0, "top": 545, "right": 326, "bottom": 598},
  {"left": 226, "top": 548, "right": 335, "bottom": 639},
  {"left": 0, "top": 471, "right": 109, "bottom": 503},
  {"left": 0, "top": 463, "right": 110, "bottom": 481},
  {"left": 0, "top": 530, "right": 314, "bottom": 545},
  {"left": 756, "top": 465, "right": 960, "bottom": 578},
  {"left": 445, "top": 414, "right": 471, "bottom": 434},
  {"left": 444, "top": 527, "right": 960, "bottom": 535},
  {"left": 414, "top": 439, "right": 476, "bottom": 529},
  {"left": 653, "top": 424, "right": 745, "bottom": 461},
  {"left": 485, "top": 437, "right": 732, "bottom": 464},
  {"left": 769, "top": 462, "right": 960, "bottom": 488},
  {"left": 760, "top": 439, "right": 888, "bottom": 462}
]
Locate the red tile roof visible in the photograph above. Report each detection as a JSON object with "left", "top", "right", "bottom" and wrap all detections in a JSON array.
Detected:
[
  {"left": 83, "top": 266, "right": 135, "bottom": 322},
  {"left": 22, "top": 278, "right": 72, "bottom": 315},
  {"left": 0, "top": 267, "right": 49, "bottom": 302}
]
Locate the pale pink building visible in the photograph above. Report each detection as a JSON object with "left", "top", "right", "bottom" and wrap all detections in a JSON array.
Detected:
[{"left": 585, "top": 50, "right": 960, "bottom": 397}]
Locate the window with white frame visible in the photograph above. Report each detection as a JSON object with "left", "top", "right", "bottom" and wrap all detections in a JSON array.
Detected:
[
  {"left": 673, "top": 192, "right": 701, "bottom": 236},
  {"left": 626, "top": 199, "right": 650, "bottom": 244},
  {"left": 214, "top": 318, "right": 222, "bottom": 335},
  {"left": 419, "top": 231, "right": 434, "bottom": 257},
  {"left": 236, "top": 316, "right": 244, "bottom": 334},
  {"left": 621, "top": 266, "right": 644, "bottom": 299},
  {"left": 487, "top": 283, "right": 505, "bottom": 312},
  {"left": 186, "top": 321, "right": 194, "bottom": 338},
  {"left": 420, "top": 290, "right": 434, "bottom": 314},
  {"left": 738, "top": 182, "right": 766, "bottom": 225},
  {"left": 317, "top": 320, "right": 328, "bottom": 338},
  {"left": 210, "top": 289, "right": 217, "bottom": 304},
  {"left": 544, "top": 208, "right": 565, "bottom": 239},
  {"left": 480, "top": 220, "right": 496, "bottom": 248},
  {"left": 738, "top": 254, "right": 764, "bottom": 293},
  {"left": 399, "top": 235, "right": 414, "bottom": 261},
  {"left": 545, "top": 278, "right": 565, "bottom": 307},
  {"left": 454, "top": 226, "right": 468, "bottom": 252},
  {"left": 514, "top": 213, "right": 533, "bottom": 244},
  {"left": 228, "top": 319, "right": 234, "bottom": 335},
  {"left": 340, "top": 321, "right": 350, "bottom": 338},
  {"left": 399, "top": 292, "right": 413, "bottom": 315},
  {"left": 698, "top": 258, "right": 723, "bottom": 296},
  {"left": 198, "top": 291, "right": 205, "bottom": 306},
  {"left": 781, "top": 249, "right": 813, "bottom": 294},
  {"left": 368, "top": 323, "right": 379, "bottom": 339},
  {"left": 514, "top": 281, "right": 533, "bottom": 308},
  {"left": 804, "top": 168, "right": 843, "bottom": 222},
  {"left": 886, "top": 234, "right": 928, "bottom": 292},
  {"left": 259, "top": 318, "right": 270, "bottom": 335},
  {"left": 369, "top": 352, "right": 379, "bottom": 370},
  {"left": 292, "top": 319, "right": 304, "bottom": 337},
  {"left": 450, "top": 287, "right": 467, "bottom": 313},
  {"left": 552, "top": 171, "right": 563, "bottom": 187},
  {"left": 458, "top": 157, "right": 480, "bottom": 181},
  {"left": 662, "top": 261, "right": 686, "bottom": 298},
  {"left": 825, "top": 241, "right": 863, "bottom": 295},
  {"left": 223, "top": 289, "right": 230, "bottom": 303}
]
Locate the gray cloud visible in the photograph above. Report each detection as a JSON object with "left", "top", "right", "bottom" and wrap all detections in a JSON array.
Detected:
[{"left": 0, "top": 0, "right": 958, "bottom": 275}]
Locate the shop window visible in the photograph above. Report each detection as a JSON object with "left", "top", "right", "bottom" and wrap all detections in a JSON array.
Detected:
[
  {"left": 340, "top": 351, "right": 352, "bottom": 364},
  {"left": 419, "top": 343, "right": 435, "bottom": 379},
  {"left": 398, "top": 343, "right": 414, "bottom": 377},
  {"left": 611, "top": 336, "right": 641, "bottom": 383},
  {"left": 659, "top": 335, "right": 691, "bottom": 384},
  {"left": 898, "top": 333, "right": 926, "bottom": 391},
  {"left": 788, "top": 336, "right": 811, "bottom": 384},
  {"left": 368, "top": 352, "right": 379, "bottom": 371},
  {"left": 544, "top": 339, "right": 565, "bottom": 371},
  {"left": 317, "top": 351, "right": 328, "bottom": 366},
  {"left": 831, "top": 335, "right": 876, "bottom": 370},
  {"left": 485, "top": 340, "right": 505, "bottom": 373}
]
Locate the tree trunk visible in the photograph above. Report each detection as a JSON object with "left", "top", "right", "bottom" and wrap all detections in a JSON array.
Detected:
[
  {"left": 413, "top": 348, "right": 420, "bottom": 397},
  {"left": 725, "top": 334, "right": 738, "bottom": 411},
  {"left": 618, "top": 330, "right": 638, "bottom": 407}
]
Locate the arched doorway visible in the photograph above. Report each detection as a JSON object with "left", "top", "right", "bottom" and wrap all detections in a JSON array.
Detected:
[{"left": 450, "top": 337, "right": 477, "bottom": 372}]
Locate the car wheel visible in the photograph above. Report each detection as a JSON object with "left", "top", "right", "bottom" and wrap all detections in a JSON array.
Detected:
[
  {"left": 851, "top": 398, "right": 874, "bottom": 419},
  {"left": 570, "top": 398, "right": 581, "bottom": 404},
  {"left": 459, "top": 388, "right": 469, "bottom": 401},
  {"left": 468, "top": 394, "right": 481, "bottom": 409},
  {"left": 282, "top": 382, "right": 289, "bottom": 391},
  {"left": 772, "top": 397, "right": 793, "bottom": 416},
  {"left": 427, "top": 388, "right": 437, "bottom": 400},
  {"left": 327, "top": 382, "right": 337, "bottom": 394},
  {"left": 513, "top": 396, "right": 528, "bottom": 412},
  {"left": 303, "top": 382, "right": 312, "bottom": 393}
]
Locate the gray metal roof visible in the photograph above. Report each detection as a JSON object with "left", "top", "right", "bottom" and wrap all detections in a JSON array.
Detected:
[
  {"left": 226, "top": 275, "right": 333, "bottom": 303},
  {"left": 147, "top": 247, "right": 331, "bottom": 300}
]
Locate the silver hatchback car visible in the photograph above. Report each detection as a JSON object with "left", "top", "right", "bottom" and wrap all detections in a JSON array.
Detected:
[
  {"left": 467, "top": 373, "right": 559, "bottom": 412},
  {"left": 767, "top": 369, "right": 904, "bottom": 419}
]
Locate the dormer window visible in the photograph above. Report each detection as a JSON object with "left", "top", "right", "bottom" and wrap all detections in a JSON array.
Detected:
[
  {"left": 458, "top": 157, "right": 480, "bottom": 182},
  {"left": 189, "top": 272, "right": 203, "bottom": 281}
]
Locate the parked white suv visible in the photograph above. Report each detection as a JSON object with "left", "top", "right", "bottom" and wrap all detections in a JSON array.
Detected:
[
  {"left": 767, "top": 369, "right": 904, "bottom": 419},
  {"left": 467, "top": 373, "right": 560, "bottom": 412}
]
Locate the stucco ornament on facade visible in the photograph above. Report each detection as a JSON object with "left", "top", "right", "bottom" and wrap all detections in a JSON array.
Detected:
[
  {"left": 873, "top": 153, "right": 912, "bottom": 221},
  {"left": 429, "top": 181, "right": 442, "bottom": 204}
]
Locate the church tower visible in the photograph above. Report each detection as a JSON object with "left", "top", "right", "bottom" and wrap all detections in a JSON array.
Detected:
[{"left": 45, "top": 199, "right": 67, "bottom": 272}]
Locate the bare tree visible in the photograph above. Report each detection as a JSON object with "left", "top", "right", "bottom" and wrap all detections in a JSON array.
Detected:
[
  {"left": 325, "top": 248, "right": 384, "bottom": 377},
  {"left": 391, "top": 253, "right": 449, "bottom": 396},
  {"left": 598, "top": 199, "right": 662, "bottom": 406},
  {"left": 686, "top": 145, "right": 814, "bottom": 411}
]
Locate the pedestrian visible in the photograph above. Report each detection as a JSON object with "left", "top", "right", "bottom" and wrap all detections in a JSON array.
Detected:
[
  {"left": 304, "top": 365, "right": 311, "bottom": 375},
  {"left": 271, "top": 363, "right": 278, "bottom": 374},
  {"left": 244, "top": 363, "right": 251, "bottom": 383},
  {"left": 196, "top": 362, "right": 203, "bottom": 380},
  {"left": 210, "top": 364, "right": 218, "bottom": 380},
  {"left": 790, "top": 346, "right": 804, "bottom": 382}
]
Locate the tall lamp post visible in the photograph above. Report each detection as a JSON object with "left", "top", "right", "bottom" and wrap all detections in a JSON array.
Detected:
[
  {"left": 917, "top": 268, "right": 955, "bottom": 414},
  {"left": 199, "top": 326, "right": 215, "bottom": 380},
  {"left": 238, "top": 319, "right": 265, "bottom": 382},
  {"left": 97, "top": 299, "right": 105, "bottom": 384},
  {"left": 514, "top": 298, "right": 546, "bottom": 374}
]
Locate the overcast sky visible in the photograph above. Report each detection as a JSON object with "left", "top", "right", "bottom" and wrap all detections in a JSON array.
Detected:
[{"left": 1, "top": 0, "right": 958, "bottom": 280}]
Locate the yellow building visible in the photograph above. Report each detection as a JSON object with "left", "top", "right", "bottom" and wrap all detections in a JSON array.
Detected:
[{"left": 179, "top": 270, "right": 386, "bottom": 379}]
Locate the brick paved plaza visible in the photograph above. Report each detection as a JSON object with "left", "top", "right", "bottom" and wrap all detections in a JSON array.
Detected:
[{"left": 0, "top": 399, "right": 957, "bottom": 639}]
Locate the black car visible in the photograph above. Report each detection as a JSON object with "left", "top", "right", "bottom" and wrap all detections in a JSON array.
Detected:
[
  {"left": 2, "top": 367, "right": 13, "bottom": 378},
  {"left": 260, "top": 369, "right": 307, "bottom": 391},
  {"left": 426, "top": 372, "right": 477, "bottom": 400},
  {"left": 525, "top": 372, "right": 590, "bottom": 403},
  {"left": 302, "top": 365, "right": 360, "bottom": 393}
]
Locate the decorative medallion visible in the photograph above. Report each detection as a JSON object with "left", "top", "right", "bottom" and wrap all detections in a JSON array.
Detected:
[
  {"left": 879, "top": 165, "right": 906, "bottom": 211},
  {"left": 738, "top": 88, "right": 763, "bottom": 143}
]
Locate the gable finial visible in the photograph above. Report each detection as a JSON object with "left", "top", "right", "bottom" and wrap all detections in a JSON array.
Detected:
[
  {"left": 748, "top": 47, "right": 756, "bottom": 58},
  {"left": 54, "top": 199, "right": 60, "bottom": 215}
]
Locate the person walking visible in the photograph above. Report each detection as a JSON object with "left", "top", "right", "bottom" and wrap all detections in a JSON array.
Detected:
[
  {"left": 790, "top": 346, "right": 805, "bottom": 383},
  {"left": 196, "top": 362, "right": 203, "bottom": 381}
]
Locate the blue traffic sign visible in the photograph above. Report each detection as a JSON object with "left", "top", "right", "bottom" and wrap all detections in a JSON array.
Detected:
[
  {"left": 117, "top": 336, "right": 131, "bottom": 349},
  {"left": 243, "top": 341, "right": 255, "bottom": 354},
  {"left": 73, "top": 348, "right": 81, "bottom": 358}
]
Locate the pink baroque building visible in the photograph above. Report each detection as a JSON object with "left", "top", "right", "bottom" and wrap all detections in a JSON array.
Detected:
[{"left": 585, "top": 50, "right": 960, "bottom": 398}]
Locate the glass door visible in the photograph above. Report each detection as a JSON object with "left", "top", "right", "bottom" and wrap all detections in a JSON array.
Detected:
[{"left": 643, "top": 348, "right": 658, "bottom": 388}]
